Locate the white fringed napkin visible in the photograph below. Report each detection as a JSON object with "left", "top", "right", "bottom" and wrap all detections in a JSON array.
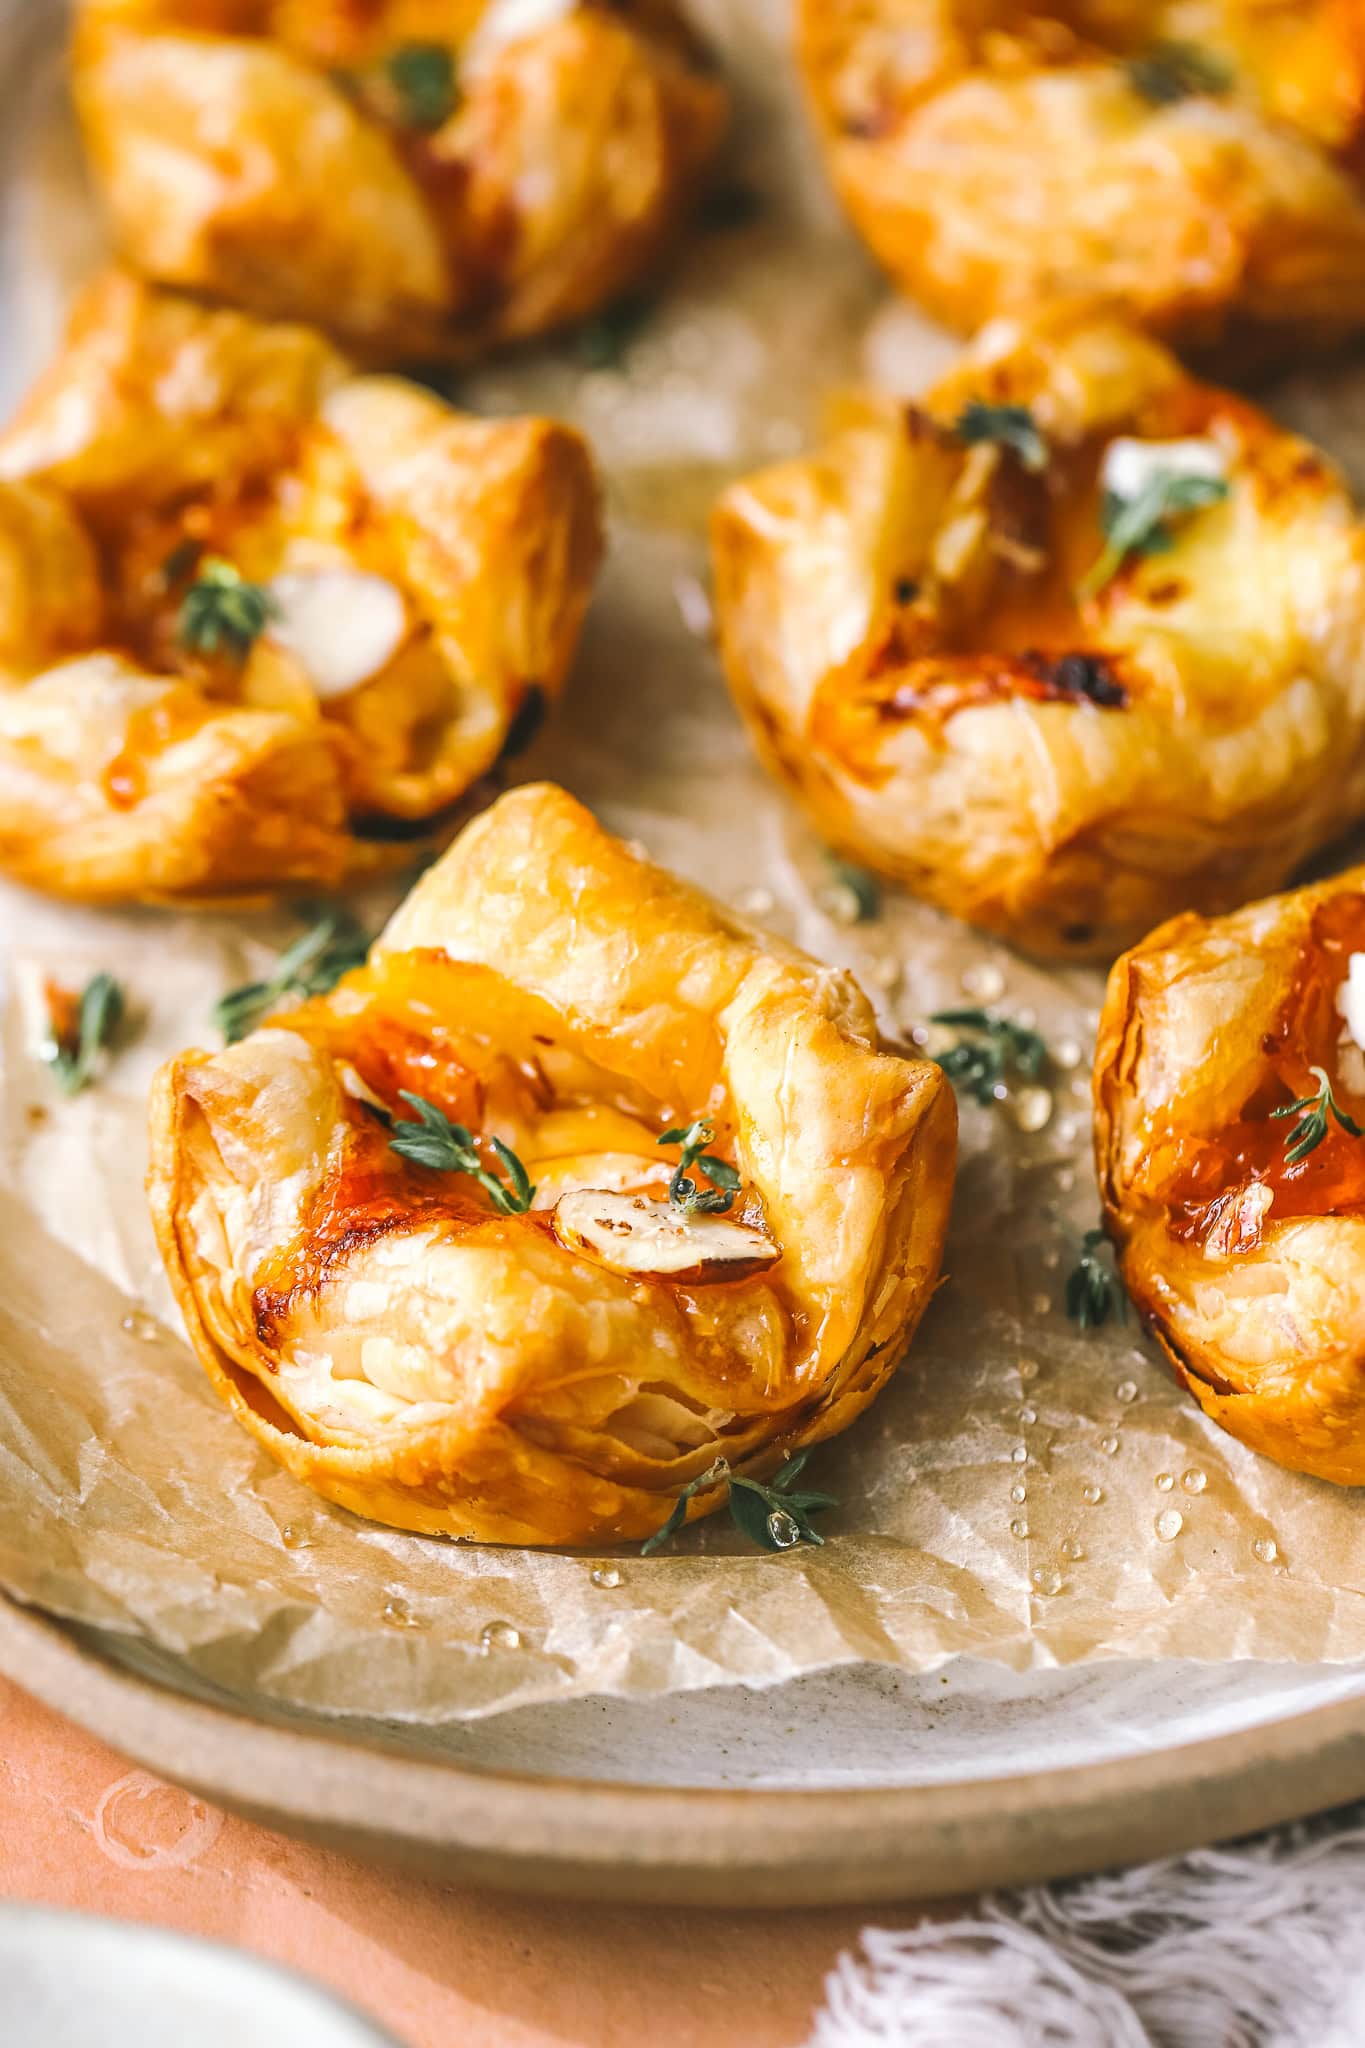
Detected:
[{"left": 809, "top": 1808, "right": 1365, "bottom": 2047}]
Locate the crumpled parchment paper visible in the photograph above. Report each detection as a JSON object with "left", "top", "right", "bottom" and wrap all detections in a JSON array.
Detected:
[{"left": 2, "top": 0, "right": 1365, "bottom": 1726}]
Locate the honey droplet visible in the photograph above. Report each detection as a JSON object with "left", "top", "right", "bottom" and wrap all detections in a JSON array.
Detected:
[
  {"left": 1018, "top": 1405, "right": 1037, "bottom": 1425},
  {"left": 1010, "top": 1482, "right": 1027, "bottom": 1504},
  {"left": 960, "top": 961, "right": 1007, "bottom": 1003},
  {"left": 1010, "top": 1443, "right": 1028, "bottom": 1464},
  {"left": 1115, "top": 1380, "right": 1138, "bottom": 1405},
  {"left": 1181, "top": 1469, "right": 1207, "bottom": 1496},
  {"left": 591, "top": 1565, "right": 622, "bottom": 1589},
  {"left": 480, "top": 1619, "right": 523, "bottom": 1652},
  {"left": 1010, "top": 1518, "right": 1030, "bottom": 1539},
  {"left": 1155, "top": 1472, "right": 1175, "bottom": 1493},
  {"left": 1030, "top": 1292, "right": 1052, "bottom": 1316},
  {"left": 1100, "top": 1434, "right": 1119, "bottom": 1456},
  {"left": 1061, "top": 1537, "right": 1085, "bottom": 1561},
  {"left": 1031, "top": 1568, "right": 1064, "bottom": 1596},
  {"left": 1018, "top": 1357, "right": 1040, "bottom": 1382},
  {"left": 1009, "top": 1086, "right": 1054, "bottom": 1134},
  {"left": 1155, "top": 1510, "right": 1183, "bottom": 1542},
  {"left": 120, "top": 1310, "right": 159, "bottom": 1342},
  {"left": 1082, "top": 1483, "right": 1104, "bottom": 1505},
  {"left": 1253, "top": 1537, "right": 1279, "bottom": 1566},
  {"left": 381, "top": 1596, "right": 422, "bottom": 1630},
  {"left": 280, "top": 1524, "right": 308, "bottom": 1551},
  {"left": 1053, "top": 1038, "right": 1084, "bottom": 1071}
]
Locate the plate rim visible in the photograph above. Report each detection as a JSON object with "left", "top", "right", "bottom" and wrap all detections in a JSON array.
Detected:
[{"left": 7, "top": 1596, "right": 1365, "bottom": 1907}]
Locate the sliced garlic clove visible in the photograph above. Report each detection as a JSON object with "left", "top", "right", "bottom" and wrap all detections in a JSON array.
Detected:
[
  {"left": 529, "top": 1151, "right": 671, "bottom": 1210},
  {"left": 552, "top": 1189, "right": 779, "bottom": 1282},
  {"left": 266, "top": 568, "right": 408, "bottom": 700},
  {"left": 338, "top": 1063, "right": 389, "bottom": 1116},
  {"left": 1101, "top": 436, "right": 1228, "bottom": 505}
]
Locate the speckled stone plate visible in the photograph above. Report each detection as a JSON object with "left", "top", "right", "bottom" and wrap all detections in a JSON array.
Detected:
[{"left": 5, "top": 0, "right": 1365, "bottom": 1907}]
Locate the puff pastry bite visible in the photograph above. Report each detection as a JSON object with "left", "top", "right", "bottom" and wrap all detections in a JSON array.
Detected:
[
  {"left": 73, "top": 0, "right": 728, "bottom": 360},
  {"left": 711, "top": 306, "right": 1365, "bottom": 961},
  {"left": 1094, "top": 866, "right": 1365, "bottom": 1486},
  {"left": 146, "top": 782, "right": 956, "bottom": 1546},
  {"left": 0, "top": 272, "right": 602, "bottom": 904},
  {"left": 798, "top": 0, "right": 1365, "bottom": 360}
]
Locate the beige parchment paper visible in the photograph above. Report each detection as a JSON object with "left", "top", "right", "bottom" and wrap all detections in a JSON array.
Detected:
[{"left": 2, "top": 0, "right": 1365, "bottom": 1727}]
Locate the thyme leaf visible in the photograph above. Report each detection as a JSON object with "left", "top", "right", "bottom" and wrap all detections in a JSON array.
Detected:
[
  {"left": 930, "top": 1009, "right": 1048, "bottom": 1107},
  {"left": 178, "top": 558, "right": 277, "bottom": 661},
  {"left": 574, "top": 293, "right": 653, "bottom": 370},
  {"left": 658, "top": 1119, "right": 740, "bottom": 1215},
  {"left": 1125, "top": 41, "right": 1233, "bottom": 106},
  {"left": 386, "top": 41, "right": 458, "bottom": 129},
  {"left": 825, "top": 853, "right": 882, "bottom": 922},
  {"left": 641, "top": 1449, "right": 837, "bottom": 1555},
  {"left": 41, "top": 972, "right": 126, "bottom": 1096},
  {"left": 954, "top": 400, "right": 1048, "bottom": 474},
  {"left": 213, "top": 907, "right": 370, "bottom": 1043},
  {"left": 1078, "top": 470, "right": 1228, "bottom": 601},
  {"left": 1066, "top": 1226, "right": 1125, "bottom": 1330},
  {"left": 390, "top": 1092, "right": 536, "bottom": 1213},
  {"left": 1271, "top": 1064, "right": 1364, "bottom": 1166}
]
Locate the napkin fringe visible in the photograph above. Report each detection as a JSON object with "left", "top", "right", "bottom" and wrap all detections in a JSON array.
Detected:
[{"left": 809, "top": 1806, "right": 1365, "bottom": 2047}]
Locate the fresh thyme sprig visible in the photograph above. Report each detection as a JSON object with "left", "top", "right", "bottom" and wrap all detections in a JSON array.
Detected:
[
  {"left": 178, "top": 557, "right": 277, "bottom": 661},
  {"left": 930, "top": 1009, "right": 1048, "bottom": 1107},
  {"left": 1271, "top": 1065, "right": 1364, "bottom": 1166},
  {"left": 1066, "top": 1226, "right": 1125, "bottom": 1330},
  {"left": 954, "top": 400, "right": 1048, "bottom": 474},
  {"left": 1078, "top": 470, "right": 1228, "bottom": 601},
  {"left": 386, "top": 41, "right": 458, "bottom": 129},
  {"left": 213, "top": 908, "right": 370, "bottom": 1044},
  {"left": 658, "top": 1119, "right": 741, "bottom": 1215},
  {"left": 1124, "top": 41, "right": 1233, "bottom": 106},
  {"left": 41, "top": 972, "right": 126, "bottom": 1096},
  {"left": 641, "top": 1449, "right": 837, "bottom": 1555},
  {"left": 390, "top": 1092, "right": 536, "bottom": 1213}
]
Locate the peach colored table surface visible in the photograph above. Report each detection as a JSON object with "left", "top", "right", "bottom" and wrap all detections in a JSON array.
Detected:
[{"left": 0, "top": 1674, "right": 946, "bottom": 2047}]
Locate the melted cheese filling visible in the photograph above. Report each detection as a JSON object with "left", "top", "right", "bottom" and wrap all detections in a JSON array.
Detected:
[{"left": 266, "top": 568, "right": 407, "bottom": 700}]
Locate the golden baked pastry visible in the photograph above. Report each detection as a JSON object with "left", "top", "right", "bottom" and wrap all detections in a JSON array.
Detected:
[
  {"left": 711, "top": 305, "right": 1365, "bottom": 961},
  {"left": 147, "top": 782, "right": 956, "bottom": 1546},
  {"left": 1095, "top": 866, "right": 1365, "bottom": 1486},
  {"left": 797, "top": 0, "right": 1365, "bottom": 360},
  {"left": 74, "top": 0, "right": 728, "bottom": 360},
  {"left": 0, "top": 272, "right": 602, "bottom": 904}
]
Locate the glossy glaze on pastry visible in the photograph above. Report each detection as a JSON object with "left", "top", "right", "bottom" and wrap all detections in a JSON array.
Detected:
[
  {"left": 798, "top": 0, "right": 1365, "bottom": 362},
  {"left": 147, "top": 783, "right": 957, "bottom": 1545},
  {"left": 0, "top": 272, "right": 602, "bottom": 904},
  {"left": 712, "top": 306, "right": 1365, "bottom": 960},
  {"left": 75, "top": 0, "right": 728, "bottom": 359},
  {"left": 1096, "top": 868, "right": 1365, "bottom": 1485}
]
